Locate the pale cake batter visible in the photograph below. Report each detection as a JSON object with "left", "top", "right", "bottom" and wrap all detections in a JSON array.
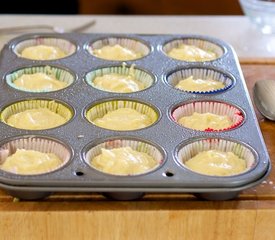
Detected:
[
  {"left": 92, "top": 44, "right": 143, "bottom": 61},
  {"left": 92, "top": 108, "right": 153, "bottom": 131},
  {"left": 91, "top": 147, "right": 158, "bottom": 175},
  {"left": 185, "top": 150, "right": 246, "bottom": 176},
  {"left": 13, "top": 73, "right": 67, "bottom": 91},
  {"left": 21, "top": 45, "right": 66, "bottom": 60},
  {"left": 93, "top": 73, "right": 144, "bottom": 93},
  {"left": 175, "top": 76, "right": 224, "bottom": 92},
  {"left": 178, "top": 112, "right": 233, "bottom": 131},
  {"left": 7, "top": 108, "right": 67, "bottom": 130},
  {"left": 167, "top": 43, "right": 217, "bottom": 61},
  {"left": 0, "top": 149, "right": 63, "bottom": 175}
]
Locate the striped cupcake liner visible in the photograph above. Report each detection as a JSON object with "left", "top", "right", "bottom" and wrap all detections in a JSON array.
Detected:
[
  {"left": 166, "top": 67, "right": 234, "bottom": 94},
  {"left": 85, "top": 99, "right": 159, "bottom": 131},
  {"left": 1, "top": 99, "right": 73, "bottom": 130},
  {"left": 6, "top": 65, "right": 75, "bottom": 93},
  {"left": 171, "top": 101, "right": 244, "bottom": 132},
  {"left": 162, "top": 38, "right": 224, "bottom": 62},
  {"left": 85, "top": 64, "right": 155, "bottom": 93},
  {"left": 13, "top": 37, "right": 76, "bottom": 60},
  {"left": 0, "top": 135, "right": 71, "bottom": 175},
  {"left": 88, "top": 37, "right": 150, "bottom": 61},
  {"left": 176, "top": 138, "right": 257, "bottom": 177},
  {"left": 83, "top": 137, "right": 164, "bottom": 176}
]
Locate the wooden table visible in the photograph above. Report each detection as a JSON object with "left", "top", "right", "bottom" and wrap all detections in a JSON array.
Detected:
[{"left": 0, "top": 61, "right": 275, "bottom": 240}]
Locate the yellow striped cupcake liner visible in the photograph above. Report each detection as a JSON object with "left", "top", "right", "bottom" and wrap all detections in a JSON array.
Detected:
[
  {"left": 85, "top": 99, "right": 159, "bottom": 131},
  {"left": 1, "top": 99, "right": 73, "bottom": 130}
]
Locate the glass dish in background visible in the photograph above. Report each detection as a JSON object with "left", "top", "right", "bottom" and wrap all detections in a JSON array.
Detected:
[{"left": 239, "top": 0, "right": 275, "bottom": 34}]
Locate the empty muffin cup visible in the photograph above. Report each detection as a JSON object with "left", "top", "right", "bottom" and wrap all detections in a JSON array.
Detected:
[
  {"left": 85, "top": 64, "right": 155, "bottom": 93},
  {"left": 0, "top": 135, "right": 71, "bottom": 175},
  {"left": 171, "top": 100, "right": 244, "bottom": 132},
  {"left": 176, "top": 138, "right": 257, "bottom": 177},
  {"left": 83, "top": 137, "right": 164, "bottom": 176},
  {"left": 1, "top": 99, "right": 73, "bottom": 130},
  {"left": 163, "top": 38, "right": 224, "bottom": 62},
  {"left": 166, "top": 67, "right": 234, "bottom": 94},
  {"left": 13, "top": 37, "right": 76, "bottom": 60},
  {"left": 88, "top": 37, "right": 150, "bottom": 61},
  {"left": 6, "top": 65, "right": 75, "bottom": 93},
  {"left": 85, "top": 99, "right": 159, "bottom": 131}
]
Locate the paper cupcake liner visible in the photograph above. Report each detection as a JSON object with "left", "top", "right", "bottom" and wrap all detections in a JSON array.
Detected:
[
  {"left": 163, "top": 38, "right": 224, "bottom": 62},
  {"left": 85, "top": 64, "right": 155, "bottom": 93},
  {"left": 88, "top": 37, "right": 150, "bottom": 61},
  {"left": 177, "top": 138, "right": 257, "bottom": 177},
  {"left": 84, "top": 138, "right": 164, "bottom": 176},
  {"left": 0, "top": 135, "right": 71, "bottom": 175},
  {"left": 13, "top": 37, "right": 76, "bottom": 60},
  {"left": 85, "top": 99, "right": 159, "bottom": 131},
  {"left": 1, "top": 99, "right": 73, "bottom": 130},
  {"left": 172, "top": 101, "right": 244, "bottom": 132},
  {"left": 6, "top": 65, "right": 75, "bottom": 93},
  {"left": 166, "top": 67, "right": 234, "bottom": 94}
]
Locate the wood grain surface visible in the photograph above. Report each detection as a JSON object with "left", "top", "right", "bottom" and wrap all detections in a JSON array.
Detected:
[{"left": 1, "top": 63, "right": 275, "bottom": 240}]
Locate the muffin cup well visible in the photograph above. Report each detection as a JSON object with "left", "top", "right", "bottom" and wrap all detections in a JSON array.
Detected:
[
  {"left": 1, "top": 99, "right": 73, "bottom": 130},
  {"left": 6, "top": 65, "right": 75, "bottom": 93},
  {"left": 163, "top": 38, "right": 224, "bottom": 62},
  {"left": 171, "top": 100, "right": 244, "bottom": 132},
  {"left": 88, "top": 37, "right": 150, "bottom": 61},
  {"left": 83, "top": 137, "right": 164, "bottom": 176},
  {"left": 176, "top": 138, "right": 257, "bottom": 177},
  {"left": 13, "top": 37, "right": 76, "bottom": 60},
  {"left": 85, "top": 64, "right": 155, "bottom": 93},
  {"left": 166, "top": 67, "right": 234, "bottom": 94},
  {"left": 85, "top": 99, "right": 159, "bottom": 131},
  {"left": 0, "top": 135, "right": 72, "bottom": 175}
]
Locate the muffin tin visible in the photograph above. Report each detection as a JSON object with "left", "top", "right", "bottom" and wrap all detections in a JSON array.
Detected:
[{"left": 0, "top": 33, "right": 270, "bottom": 200}]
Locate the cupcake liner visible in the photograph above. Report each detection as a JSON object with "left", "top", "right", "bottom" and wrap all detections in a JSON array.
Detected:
[
  {"left": 163, "top": 38, "right": 224, "bottom": 62},
  {"left": 166, "top": 67, "right": 234, "bottom": 94},
  {"left": 88, "top": 37, "right": 150, "bottom": 61},
  {"left": 13, "top": 37, "right": 76, "bottom": 60},
  {"left": 172, "top": 101, "right": 244, "bottom": 132},
  {"left": 85, "top": 64, "right": 155, "bottom": 93},
  {"left": 85, "top": 99, "right": 159, "bottom": 131},
  {"left": 0, "top": 136, "right": 71, "bottom": 175},
  {"left": 84, "top": 138, "right": 164, "bottom": 176},
  {"left": 1, "top": 99, "right": 73, "bottom": 130},
  {"left": 177, "top": 138, "right": 257, "bottom": 176},
  {"left": 6, "top": 65, "right": 75, "bottom": 93}
]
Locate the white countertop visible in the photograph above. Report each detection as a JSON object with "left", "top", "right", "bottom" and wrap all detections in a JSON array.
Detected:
[{"left": 0, "top": 15, "right": 275, "bottom": 59}]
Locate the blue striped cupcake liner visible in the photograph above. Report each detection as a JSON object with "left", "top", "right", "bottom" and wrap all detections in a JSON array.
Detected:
[{"left": 166, "top": 67, "right": 234, "bottom": 94}]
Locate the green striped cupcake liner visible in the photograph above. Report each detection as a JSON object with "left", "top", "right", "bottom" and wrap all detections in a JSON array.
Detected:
[
  {"left": 88, "top": 37, "right": 150, "bottom": 61},
  {"left": 14, "top": 37, "right": 76, "bottom": 60},
  {"left": 163, "top": 38, "right": 224, "bottom": 62},
  {"left": 84, "top": 138, "right": 164, "bottom": 176},
  {"left": 177, "top": 138, "right": 257, "bottom": 177},
  {"left": 85, "top": 99, "right": 159, "bottom": 131},
  {"left": 0, "top": 135, "right": 71, "bottom": 175},
  {"left": 6, "top": 65, "right": 75, "bottom": 93},
  {"left": 85, "top": 65, "right": 155, "bottom": 93},
  {"left": 1, "top": 99, "right": 73, "bottom": 130}
]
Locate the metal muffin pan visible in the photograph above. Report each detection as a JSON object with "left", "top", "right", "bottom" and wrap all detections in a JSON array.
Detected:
[{"left": 0, "top": 33, "right": 270, "bottom": 200}]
